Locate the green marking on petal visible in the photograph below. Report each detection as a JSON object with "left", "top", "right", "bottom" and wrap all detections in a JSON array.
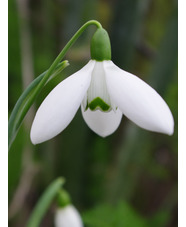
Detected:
[{"left": 88, "top": 97, "right": 111, "bottom": 111}]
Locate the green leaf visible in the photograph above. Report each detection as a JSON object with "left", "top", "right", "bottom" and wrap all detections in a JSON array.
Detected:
[
  {"left": 26, "top": 177, "right": 65, "bottom": 227},
  {"left": 83, "top": 201, "right": 148, "bottom": 227},
  {"left": 8, "top": 60, "right": 69, "bottom": 150}
]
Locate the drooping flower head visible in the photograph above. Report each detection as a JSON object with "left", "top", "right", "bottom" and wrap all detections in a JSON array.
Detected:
[
  {"left": 55, "top": 205, "right": 83, "bottom": 227},
  {"left": 55, "top": 190, "right": 83, "bottom": 227},
  {"left": 31, "top": 27, "right": 174, "bottom": 144}
]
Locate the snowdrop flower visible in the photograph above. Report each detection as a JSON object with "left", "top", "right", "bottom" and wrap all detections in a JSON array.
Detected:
[
  {"left": 30, "top": 28, "right": 174, "bottom": 144},
  {"left": 55, "top": 205, "right": 83, "bottom": 227}
]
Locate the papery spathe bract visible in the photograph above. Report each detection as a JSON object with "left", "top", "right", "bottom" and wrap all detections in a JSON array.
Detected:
[
  {"left": 55, "top": 205, "right": 83, "bottom": 227},
  {"left": 30, "top": 60, "right": 174, "bottom": 144}
]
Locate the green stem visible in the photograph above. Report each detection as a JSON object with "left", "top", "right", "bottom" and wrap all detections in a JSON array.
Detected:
[
  {"left": 33, "top": 20, "right": 102, "bottom": 92},
  {"left": 26, "top": 178, "right": 65, "bottom": 227},
  {"left": 25, "top": 20, "right": 102, "bottom": 101},
  {"left": 8, "top": 20, "right": 102, "bottom": 150}
]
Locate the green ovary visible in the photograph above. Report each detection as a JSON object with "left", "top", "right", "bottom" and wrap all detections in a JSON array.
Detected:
[{"left": 88, "top": 97, "right": 111, "bottom": 111}]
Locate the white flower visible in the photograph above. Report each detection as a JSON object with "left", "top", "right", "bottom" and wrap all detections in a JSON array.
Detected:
[
  {"left": 30, "top": 60, "right": 174, "bottom": 144},
  {"left": 55, "top": 205, "right": 83, "bottom": 227}
]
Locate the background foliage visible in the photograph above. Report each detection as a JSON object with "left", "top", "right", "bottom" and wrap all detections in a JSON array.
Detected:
[{"left": 8, "top": 0, "right": 178, "bottom": 226}]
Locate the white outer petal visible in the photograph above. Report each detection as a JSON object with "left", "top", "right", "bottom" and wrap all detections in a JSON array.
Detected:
[
  {"left": 81, "top": 105, "right": 122, "bottom": 137},
  {"left": 55, "top": 205, "right": 83, "bottom": 227},
  {"left": 104, "top": 61, "right": 174, "bottom": 135},
  {"left": 30, "top": 60, "right": 95, "bottom": 144}
]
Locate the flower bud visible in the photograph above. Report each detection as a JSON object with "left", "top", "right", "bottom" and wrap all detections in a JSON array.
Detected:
[{"left": 54, "top": 205, "right": 83, "bottom": 227}]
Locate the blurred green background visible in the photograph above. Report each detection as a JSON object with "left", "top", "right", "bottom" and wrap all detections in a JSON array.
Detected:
[{"left": 8, "top": 0, "right": 178, "bottom": 226}]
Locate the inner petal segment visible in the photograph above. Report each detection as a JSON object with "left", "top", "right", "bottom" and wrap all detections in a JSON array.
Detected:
[{"left": 87, "top": 61, "right": 112, "bottom": 112}]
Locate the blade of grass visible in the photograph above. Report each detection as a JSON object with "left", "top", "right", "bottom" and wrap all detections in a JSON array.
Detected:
[{"left": 26, "top": 177, "right": 65, "bottom": 227}]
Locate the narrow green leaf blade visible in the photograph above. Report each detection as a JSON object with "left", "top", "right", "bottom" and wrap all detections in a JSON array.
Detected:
[
  {"left": 8, "top": 60, "right": 69, "bottom": 150},
  {"left": 26, "top": 177, "right": 65, "bottom": 227}
]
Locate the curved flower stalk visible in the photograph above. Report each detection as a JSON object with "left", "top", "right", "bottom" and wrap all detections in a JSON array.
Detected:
[
  {"left": 55, "top": 205, "right": 83, "bottom": 227},
  {"left": 30, "top": 24, "right": 174, "bottom": 144}
]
